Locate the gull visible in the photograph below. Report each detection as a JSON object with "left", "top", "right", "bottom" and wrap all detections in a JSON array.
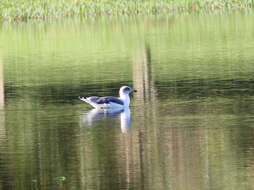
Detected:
[{"left": 79, "top": 86, "right": 136, "bottom": 109}]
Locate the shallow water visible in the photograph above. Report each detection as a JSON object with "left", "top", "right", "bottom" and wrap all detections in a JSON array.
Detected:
[{"left": 0, "top": 10, "right": 254, "bottom": 190}]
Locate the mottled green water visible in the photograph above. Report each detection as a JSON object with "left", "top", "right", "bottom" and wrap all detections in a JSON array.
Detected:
[{"left": 0, "top": 10, "right": 254, "bottom": 190}]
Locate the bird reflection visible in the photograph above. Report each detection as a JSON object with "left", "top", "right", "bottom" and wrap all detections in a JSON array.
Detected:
[{"left": 80, "top": 108, "right": 131, "bottom": 133}]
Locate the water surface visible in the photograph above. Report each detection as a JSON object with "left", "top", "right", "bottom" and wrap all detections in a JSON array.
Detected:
[{"left": 0, "top": 10, "right": 254, "bottom": 190}]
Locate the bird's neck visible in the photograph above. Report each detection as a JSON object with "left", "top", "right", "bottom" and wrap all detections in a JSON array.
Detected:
[{"left": 120, "top": 93, "right": 130, "bottom": 107}]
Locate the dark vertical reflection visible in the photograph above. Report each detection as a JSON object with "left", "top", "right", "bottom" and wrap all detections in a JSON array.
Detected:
[
  {"left": 0, "top": 58, "right": 4, "bottom": 108},
  {"left": 133, "top": 43, "right": 157, "bottom": 103},
  {"left": 133, "top": 42, "right": 158, "bottom": 190},
  {"left": 0, "top": 57, "right": 8, "bottom": 190}
]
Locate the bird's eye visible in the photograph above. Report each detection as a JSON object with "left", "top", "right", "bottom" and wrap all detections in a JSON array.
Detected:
[{"left": 124, "top": 87, "right": 130, "bottom": 92}]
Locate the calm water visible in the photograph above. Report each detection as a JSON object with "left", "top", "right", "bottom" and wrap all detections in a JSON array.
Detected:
[{"left": 0, "top": 10, "right": 254, "bottom": 190}]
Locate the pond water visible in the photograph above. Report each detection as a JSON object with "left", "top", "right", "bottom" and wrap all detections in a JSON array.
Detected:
[{"left": 0, "top": 10, "right": 254, "bottom": 190}]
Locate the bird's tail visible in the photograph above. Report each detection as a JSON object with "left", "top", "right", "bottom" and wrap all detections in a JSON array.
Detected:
[
  {"left": 79, "top": 96, "right": 98, "bottom": 108},
  {"left": 78, "top": 96, "right": 88, "bottom": 102}
]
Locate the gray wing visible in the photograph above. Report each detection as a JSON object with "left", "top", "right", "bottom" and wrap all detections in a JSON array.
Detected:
[
  {"left": 94, "top": 96, "right": 124, "bottom": 105},
  {"left": 87, "top": 96, "right": 100, "bottom": 102}
]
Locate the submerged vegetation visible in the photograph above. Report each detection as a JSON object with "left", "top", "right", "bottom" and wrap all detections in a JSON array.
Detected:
[{"left": 0, "top": 0, "right": 253, "bottom": 21}]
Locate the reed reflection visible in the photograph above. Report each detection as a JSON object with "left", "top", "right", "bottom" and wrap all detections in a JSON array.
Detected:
[{"left": 80, "top": 108, "right": 131, "bottom": 133}]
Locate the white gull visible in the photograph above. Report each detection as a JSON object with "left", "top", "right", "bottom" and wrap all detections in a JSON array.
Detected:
[{"left": 79, "top": 86, "right": 136, "bottom": 109}]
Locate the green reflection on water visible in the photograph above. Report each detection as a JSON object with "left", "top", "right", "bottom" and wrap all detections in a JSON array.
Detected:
[{"left": 0, "top": 10, "right": 254, "bottom": 190}]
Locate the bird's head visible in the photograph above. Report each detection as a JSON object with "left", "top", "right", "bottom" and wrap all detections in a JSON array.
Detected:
[{"left": 119, "top": 86, "right": 137, "bottom": 96}]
